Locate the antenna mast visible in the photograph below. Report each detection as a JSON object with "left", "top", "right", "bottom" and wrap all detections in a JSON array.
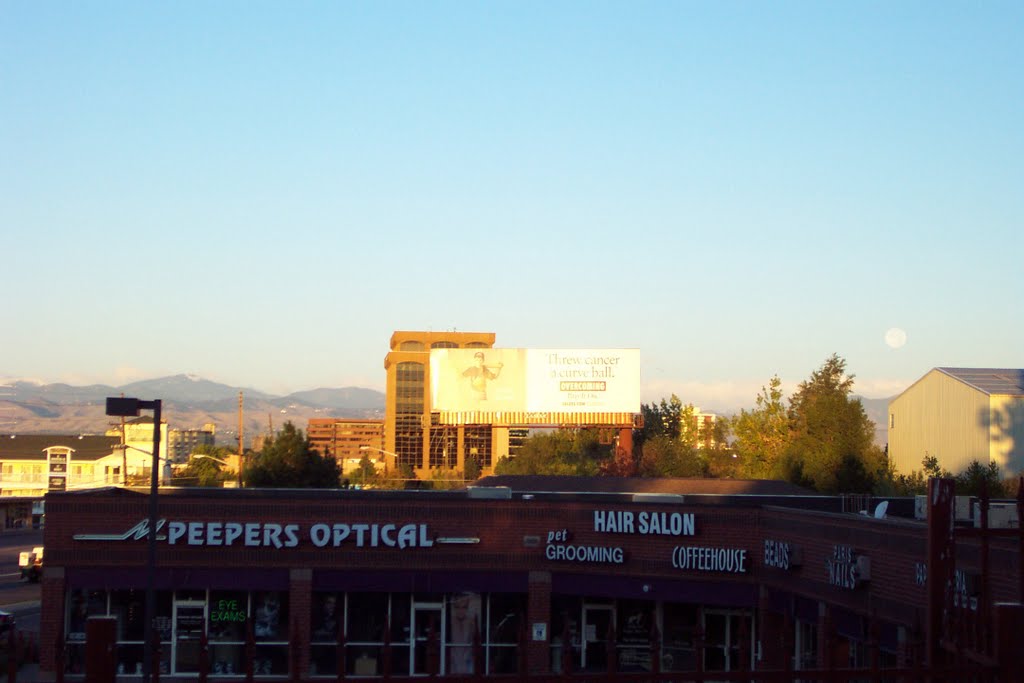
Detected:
[{"left": 237, "top": 391, "right": 244, "bottom": 487}]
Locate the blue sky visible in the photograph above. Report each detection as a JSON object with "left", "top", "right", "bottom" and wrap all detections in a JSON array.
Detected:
[{"left": 2, "top": 2, "right": 1021, "bottom": 411}]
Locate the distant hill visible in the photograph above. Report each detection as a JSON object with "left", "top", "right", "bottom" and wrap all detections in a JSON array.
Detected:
[{"left": 0, "top": 375, "right": 385, "bottom": 443}]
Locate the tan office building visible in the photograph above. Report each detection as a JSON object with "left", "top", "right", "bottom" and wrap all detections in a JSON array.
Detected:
[{"left": 384, "top": 330, "right": 505, "bottom": 477}]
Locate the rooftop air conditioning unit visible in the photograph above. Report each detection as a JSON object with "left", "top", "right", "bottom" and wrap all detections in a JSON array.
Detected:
[
  {"left": 974, "top": 502, "right": 1019, "bottom": 529},
  {"left": 914, "top": 495, "right": 973, "bottom": 521}
]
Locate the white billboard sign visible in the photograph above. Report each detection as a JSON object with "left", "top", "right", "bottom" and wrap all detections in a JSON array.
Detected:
[{"left": 430, "top": 348, "right": 640, "bottom": 414}]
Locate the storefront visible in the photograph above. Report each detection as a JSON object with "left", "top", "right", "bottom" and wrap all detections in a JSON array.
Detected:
[{"left": 38, "top": 481, "right": 1021, "bottom": 679}]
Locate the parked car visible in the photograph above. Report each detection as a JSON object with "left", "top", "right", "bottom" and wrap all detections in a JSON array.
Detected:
[
  {"left": 0, "top": 611, "right": 13, "bottom": 637},
  {"left": 18, "top": 546, "right": 43, "bottom": 582},
  {"left": 0, "top": 610, "right": 21, "bottom": 670}
]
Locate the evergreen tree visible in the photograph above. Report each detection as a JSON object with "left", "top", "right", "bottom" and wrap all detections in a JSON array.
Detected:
[
  {"left": 781, "top": 355, "right": 884, "bottom": 493},
  {"left": 956, "top": 460, "right": 1008, "bottom": 497},
  {"left": 245, "top": 422, "right": 341, "bottom": 488}
]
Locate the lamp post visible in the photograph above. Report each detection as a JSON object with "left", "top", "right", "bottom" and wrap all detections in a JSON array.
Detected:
[
  {"left": 106, "top": 397, "right": 162, "bottom": 683},
  {"left": 192, "top": 454, "right": 230, "bottom": 466},
  {"left": 113, "top": 443, "right": 173, "bottom": 486},
  {"left": 191, "top": 454, "right": 241, "bottom": 487},
  {"left": 358, "top": 446, "right": 399, "bottom": 478}
]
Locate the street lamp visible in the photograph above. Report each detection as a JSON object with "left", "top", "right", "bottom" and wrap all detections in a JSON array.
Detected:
[
  {"left": 359, "top": 446, "right": 399, "bottom": 477},
  {"left": 106, "top": 397, "right": 162, "bottom": 683},
  {"left": 192, "top": 454, "right": 230, "bottom": 466},
  {"left": 112, "top": 443, "right": 173, "bottom": 485},
  {"left": 191, "top": 453, "right": 243, "bottom": 487}
]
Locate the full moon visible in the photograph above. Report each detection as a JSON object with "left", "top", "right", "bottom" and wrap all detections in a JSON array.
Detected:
[{"left": 885, "top": 327, "right": 907, "bottom": 349}]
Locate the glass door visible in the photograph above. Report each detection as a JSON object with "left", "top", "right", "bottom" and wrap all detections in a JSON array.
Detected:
[
  {"left": 173, "top": 600, "right": 206, "bottom": 674},
  {"left": 703, "top": 609, "right": 754, "bottom": 674},
  {"left": 582, "top": 604, "right": 614, "bottom": 672},
  {"left": 411, "top": 603, "right": 443, "bottom": 676}
]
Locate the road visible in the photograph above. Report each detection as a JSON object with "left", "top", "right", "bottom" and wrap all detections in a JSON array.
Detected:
[{"left": 0, "top": 529, "right": 43, "bottom": 635}]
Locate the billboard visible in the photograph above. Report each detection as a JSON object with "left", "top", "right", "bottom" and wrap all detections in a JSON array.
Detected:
[{"left": 430, "top": 348, "right": 640, "bottom": 414}]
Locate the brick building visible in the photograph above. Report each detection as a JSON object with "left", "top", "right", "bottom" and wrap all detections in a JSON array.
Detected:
[
  {"left": 39, "top": 477, "right": 1022, "bottom": 679},
  {"left": 306, "top": 419, "right": 386, "bottom": 476}
]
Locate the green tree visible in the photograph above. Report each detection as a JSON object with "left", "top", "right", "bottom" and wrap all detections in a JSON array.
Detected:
[
  {"left": 730, "top": 376, "right": 790, "bottom": 479},
  {"left": 368, "top": 462, "right": 417, "bottom": 490},
  {"left": 463, "top": 456, "right": 481, "bottom": 482},
  {"left": 676, "top": 403, "right": 701, "bottom": 451},
  {"left": 780, "top": 355, "right": 885, "bottom": 493},
  {"left": 636, "top": 435, "right": 707, "bottom": 478},
  {"left": 637, "top": 394, "right": 685, "bottom": 444},
  {"left": 875, "top": 453, "right": 955, "bottom": 496},
  {"left": 634, "top": 396, "right": 716, "bottom": 478},
  {"left": 245, "top": 422, "right": 341, "bottom": 488},
  {"left": 956, "top": 460, "right": 1008, "bottom": 497},
  {"left": 351, "top": 454, "right": 379, "bottom": 488},
  {"left": 173, "top": 444, "right": 234, "bottom": 487},
  {"left": 494, "top": 429, "right": 610, "bottom": 475},
  {"left": 429, "top": 467, "right": 466, "bottom": 490}
]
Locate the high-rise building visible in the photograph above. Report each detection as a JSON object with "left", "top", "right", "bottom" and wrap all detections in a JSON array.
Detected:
[
  {"left": 384, "top": 330, "right": 507, "bottom": 476},
  {"left": 167, "top": 425, "right": 216, "bottom": 463}
]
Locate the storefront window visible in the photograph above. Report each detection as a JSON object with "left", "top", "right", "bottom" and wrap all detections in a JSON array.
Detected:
[
  {"left": 309, "top": 592, "right": 342, "bottom": 676},
  {"left": 110, "top": 590, "right": 145, "bottom": 642},
  {"left": 446, "top": 592, "right": 480, "bottom": 674},
  {"left": 389, "top": 593, "right": 412, "bottom": 676},
  {"left": 65, "top": 589, "right": 103, "bottom": 674},
  {"left": 796, "top": 619, "right": 818, "bottom": 670},
  {"left": 64, "top": 588, "right": 295, "bottom": 677},
  {"left": 703, "top": 609, "right": 753, "bottom": 673},
  {"left": 550, "top": 596, "right": 582, "bottom": 673},
  {"left": 65, "top": 588, "right": 174, "bottom": 676},
  {"left": 209, "top": 590, "right": 247, "bottom": 675},
  {"left": 307, "top": 591, "right": 523, "bottom": 678},
  {"left": 252, "top": 591, "right": 288, "bottom": 675},
  {"left": 617, "top": 599, "right": 654, "bottom": 672},
  {"left": 347, "top": 592, "right": 388, "bottom": 642},
  {"left": 487, "top": 593, "right": 521, "bottom": 674},
  {"left": 340, "top": 592, "right": 389, "bottom": 677},
  {"left": 661, "top": 602, "right": 698, "bottom": 672}
]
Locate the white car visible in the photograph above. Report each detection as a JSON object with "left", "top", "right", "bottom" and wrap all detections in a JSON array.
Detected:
[{"left": 18, "top": 546, "right": 43, "bottom": 582}]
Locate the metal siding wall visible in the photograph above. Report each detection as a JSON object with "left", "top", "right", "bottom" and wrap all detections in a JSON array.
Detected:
[
  {"left": 890, "top": 371, "right": 990, "bottom": 475},
  {"left": 989, "top": 395, "right": 1024, "bottom": 476}
]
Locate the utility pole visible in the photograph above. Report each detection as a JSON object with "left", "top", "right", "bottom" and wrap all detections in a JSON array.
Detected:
[
  {"left": 237, "top": 391, "right": 244, "bottom": 488},
  {"left": 120, "top": 393, "right": 127, "bottom": 486}
]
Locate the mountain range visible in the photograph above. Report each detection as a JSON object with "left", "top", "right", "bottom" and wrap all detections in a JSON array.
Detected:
[
  {"left": 0, "top": 374, "right": 385, "bottom": 443},
  {"left": 0, "top": 374, "right": 890, "bottom": 449}
]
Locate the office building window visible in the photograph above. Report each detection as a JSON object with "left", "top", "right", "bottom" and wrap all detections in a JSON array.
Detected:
[
  {"left": 464, "top": 426, "right": 492, "bottom": 468},
  {"left": 395, "top": 416, "right": 422, "bottom": 470}
]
